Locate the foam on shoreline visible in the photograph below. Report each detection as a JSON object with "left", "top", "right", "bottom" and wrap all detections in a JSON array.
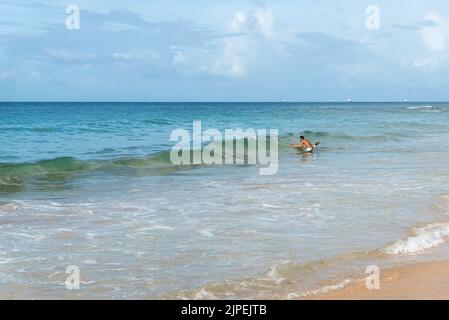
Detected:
[{"left": 383, "top": 222, "right": 449, "bottom": 255}]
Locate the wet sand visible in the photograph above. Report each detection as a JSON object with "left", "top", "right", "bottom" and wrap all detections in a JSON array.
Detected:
[{"left": 312, "top": 260, "right": 449, "bottom": 300}]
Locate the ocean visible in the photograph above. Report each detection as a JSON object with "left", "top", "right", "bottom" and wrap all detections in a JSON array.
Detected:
[{"left": 1, "top": 102, "right": 449, "bottom": 299}]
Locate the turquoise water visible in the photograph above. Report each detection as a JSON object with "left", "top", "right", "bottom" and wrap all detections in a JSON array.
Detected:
[{"left": 2, "top": 102, "right": 449, "bottom": 299}]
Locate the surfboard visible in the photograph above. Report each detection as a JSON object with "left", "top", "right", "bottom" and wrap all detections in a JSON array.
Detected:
[{"left": 291, "top": 142, "right": 320, "bottom": 153}]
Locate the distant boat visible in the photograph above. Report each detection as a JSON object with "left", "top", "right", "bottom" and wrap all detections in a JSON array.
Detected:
[
  {"left": 281, "top": 99, "right": 288, "bottom": 103},
  {"left": 346, "top": 99, "right": 353, "bottom": 103},
  {"left": 404, "top": 99, "right": 408, "bottom": 102}
]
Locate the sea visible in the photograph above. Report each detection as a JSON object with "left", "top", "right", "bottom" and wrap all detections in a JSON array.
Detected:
[{"left": 1, "top": 102, "right": 449, "bottom": 299}]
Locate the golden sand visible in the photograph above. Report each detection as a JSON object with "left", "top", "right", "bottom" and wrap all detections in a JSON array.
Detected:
[{"left": 310, "top": 260, "right": 449, "bottom": 300}]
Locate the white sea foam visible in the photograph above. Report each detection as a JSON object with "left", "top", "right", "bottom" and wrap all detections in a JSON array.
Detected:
[
  {"left": 257, "top": 217, "right": 278, "bottom": 222},
  {"left": 0, "top": 202, "right": 21, "bottom": 213},
  {"left": 266, "top": 266, "right": 286, "bottom": 285},
  {"left": 288, "top": 279, "right": 352, "bottom": 299},
  {"left": 199, "top": 229, "right": 215, "bottom": 237},
  {"left": 383, "top": 222, "right": 449, "bottom": 255},
  {"left": 134, "top": 224, "right": 174, "bottom": 232},
  {"left": 3, "top": 231, "right": 46, "bottom": 241},
  {"left": 192, "top": 288, "right": 217, "bottom": 300},
  {"left": 407, "top": 105, "right": 432, "bottom": 110},
  {"left": 265, "top": 260, "right": 293, "bottom": 285},
  {"left": 261, "top": 204, "right": 281, "bottom": 208}
]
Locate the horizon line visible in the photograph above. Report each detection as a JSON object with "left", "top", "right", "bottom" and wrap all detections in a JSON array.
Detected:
[{"left": 0, "top": 100, "right": 447, "bottom": 103}]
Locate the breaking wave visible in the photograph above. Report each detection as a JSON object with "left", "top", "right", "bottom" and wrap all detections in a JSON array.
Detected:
[
  {"left": 383, "top": 222, "right": 449, "bottom": 255},
  {"left": 0, "top": 153, "right": 178, "bottom": 193},
  {"left": 0, "top": 130, "right": 408, "bottom": 193},
  {"left": 407, "top": 105, "right": 433, "bottom": 110}
]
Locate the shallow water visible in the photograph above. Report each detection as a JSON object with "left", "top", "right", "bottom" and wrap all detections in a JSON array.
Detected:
[{"left": 1, "top": 102, "right": 449, "bottom": 299}]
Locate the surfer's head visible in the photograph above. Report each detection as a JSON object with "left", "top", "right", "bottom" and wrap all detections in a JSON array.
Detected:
[{"left": 300, "top": 135, "right": 305, "bottom": 140}]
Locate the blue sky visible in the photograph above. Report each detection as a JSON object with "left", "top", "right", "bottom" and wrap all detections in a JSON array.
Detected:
[{"left": 1, "top": 0, "right": 449, "bottom": 101}]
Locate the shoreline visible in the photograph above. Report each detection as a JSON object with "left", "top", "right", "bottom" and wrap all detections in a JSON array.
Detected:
[{"left": 308, "top": 259, "right": 449, "bottom": 300}]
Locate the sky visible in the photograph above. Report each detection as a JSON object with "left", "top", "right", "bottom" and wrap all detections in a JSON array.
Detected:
[{"left": 1, "top": 0, "right": 449, "bottom": 101}]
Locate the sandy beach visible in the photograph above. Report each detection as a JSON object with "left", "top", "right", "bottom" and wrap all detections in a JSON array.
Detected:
[{"left": 312, "top": 260, "right": 449, "bottom": 300}]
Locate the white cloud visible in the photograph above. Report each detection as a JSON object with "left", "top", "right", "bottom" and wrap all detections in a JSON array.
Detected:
[
  {"left": 172, "top": 51, "right": 186, "bottom": 65},
  {"left": 101, "top": 22, "right": 144, "bottom": 32},
  {"left": 231, "top": 12, "right": 248, "bottom": 32},
  {"left": 209, "top": 6, "right": 277, "bottom": 78},
  {"left": 253, "top": 8, "right": 275, "bottom": 38},
  {"left": 112, "top": 52, "right": 133, "bottom": 60},
  {"left": 412, "top": 57, "right": 439, "bottom": 68},
  {"left": 112, "top": 49, "right": 159, "bottom": 61},
  {"left": 212, "top": 38, "right": 247, "bottom": 78},
  {"left": 46, "top": 49, "right": 96, "bottom": 62},
  {"left": 421, "top": 11, "right": 449, "bottom": 51},
  {"left": 231, "top": 7, "right": 275, "bottom": 38}
]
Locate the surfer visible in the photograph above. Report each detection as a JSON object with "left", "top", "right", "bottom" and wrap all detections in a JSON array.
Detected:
[{"left": 290, "top": 135, "right": 319, "bottom": 153}]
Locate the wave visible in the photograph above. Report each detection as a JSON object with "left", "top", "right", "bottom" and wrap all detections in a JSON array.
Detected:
[
  {"left": 406, "top": 105, "right": 449, "bottom": 113},
  {"left": 291, "top": 279, "right": 352, "bottom": 299},
  {"left": 165, "top": 249, "right": 380, "bottom": 300},
  {"left": 407, "top": 105, "right": 433, "bottom": 110},
  {"left": 300, "top": 131, "right": 354, "bottom": 140},
  {"left": 0, "top": 202, "right": 21, "bottom": 213},
  {"left": 383, "top": 222, "right": 449, "bottom": 255},
  {"left": 0, "top": 136, "right": 280, "bottom": 193},
  {"left": 171, "top": 217, "right": 449, "bottom": 299},
  {"left": 0, "top": 153, "right": 178, "bottom": 193},
  {"left": 283, "top": 131, "right": 404, "bottom": 143},
  {"left": 0, "top": 130, "right": 407, "bottom": 193}
]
